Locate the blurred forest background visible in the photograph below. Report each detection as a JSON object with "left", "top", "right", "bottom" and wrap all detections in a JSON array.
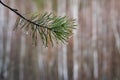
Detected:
[{"left": 0, "top": 0, "right": 120, "bottom": 80}]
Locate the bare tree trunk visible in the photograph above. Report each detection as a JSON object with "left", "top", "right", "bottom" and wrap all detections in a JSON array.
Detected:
[
  {"left": 0, "top": 2, "right": 5, "bottom": 80},
  {"left": 92, "top": 0, "right": 99, "bottom": 80},
  {"left": 57, "top": 0, "right": 68, "bottom": 80},
  {"left": 110, "top": 0, "right": 120, "bottom": 54},
  {"left": 69, "top": 0, "right": 80, "bottom": 80},
  {"left": 110, "top": 0, "right": 120, "bottom": 79},
  {"left": 8, "top": 0, "right": 21, "bottom": 80}
]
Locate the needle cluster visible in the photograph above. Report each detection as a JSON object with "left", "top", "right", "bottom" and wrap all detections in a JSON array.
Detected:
[
  {"left": 0, "top": 0, "right": 76, "bottom": 47},
  {"left": 14, "top": 13, "right": 76, "bottom": 46}
]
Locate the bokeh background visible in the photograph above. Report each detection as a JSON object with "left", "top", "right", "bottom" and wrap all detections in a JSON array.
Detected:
[{"left": 0, "top": 0, "right": 120, "bottom": 80}]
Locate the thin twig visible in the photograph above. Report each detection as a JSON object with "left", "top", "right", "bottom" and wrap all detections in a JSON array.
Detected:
[{"left": 0, "top": 0, "right": 50, "bottom": 29}]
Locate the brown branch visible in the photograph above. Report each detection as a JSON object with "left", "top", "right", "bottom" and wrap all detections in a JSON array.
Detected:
[{"left": 0, "top": 0, "right": 50, "bottom": 29}]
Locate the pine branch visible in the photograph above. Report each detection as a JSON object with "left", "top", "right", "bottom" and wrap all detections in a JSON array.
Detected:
[
  {"left": 0, "top": 0, "right": 76, "bottom": 47},
  {"left": 0, "top": 0, "right": 48, "bottom": 29}
]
